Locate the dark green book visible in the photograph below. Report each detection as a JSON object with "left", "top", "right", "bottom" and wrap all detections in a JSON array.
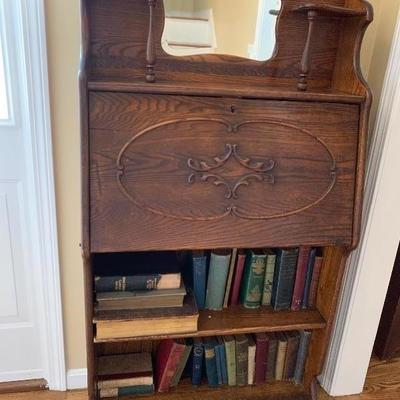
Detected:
[
  {"left": 262, "top": 250, "right": 277, "bottom": 306},
  {"left": 271, "top": 248, "right": 299, "bottom": 311},
  {"left": 240, "top": 250, "right": 267, "bottom": 309},
  {"left": 235, "top": 334, "right": 249, "bottom": 386},
  {"left": 205, "top": 250, "right": 231, "bottom": 311},
  {"left": 99, "top": 385, "right": 154, "bottom": 398}
]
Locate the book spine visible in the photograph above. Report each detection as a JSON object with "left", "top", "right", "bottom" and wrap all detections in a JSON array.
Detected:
[
  {"left": 266, "top": 336, "right": 278, "bottom": 380},
  {"left": 191, "top": 341, "right": 204, "bottom": 386},
  {"left": 223, "top": 249, "right": 238, "bottom": 308},
  {"left": 95, "top": 275, "right": 162, "bottom": 292},
  {"left": 224, "top": 338, "right": 237, "bottom": 386},
  {"left": 99, "top": 385, "right": 155, "bottom": 398},
  {"left": 275, "top": 335, "right": 288, "bottom": 381},
  {"left": 262, "top": 254, "right": 276, "bottom": 306},
  {"left": 215, "top": 341, "right": 223, "bottom": 385},
  {"left": 205, "top": 252, "right": 231, "bottom": 311},
  {"left": 171, "top": 342, "right": 192, "bottom": 387},
  {"left": 204, "top": 340, "right": 219, "bottom": 387},
  {"left": 192, "top": 254, "right": 207, "bottom": 310},
  {"left": 248, "top": 339, "right": 256, "bottom": 385},
  {"left": 294, "top": 331, "right": 312, "bottom": 384},
  {"left": 308, "top": 256, "right": 323, "bottom": 308},
  {"left": 271, "top": 249, "right": 299, "bottom": 311},
  {"left": 219, "top": 343, "right": 228, "bottom": 385},
  {"left": 291, "top": 247, "right": 311, "bottom": 311},
  {"left": 283, "top": 333, "right": 300, "bottom": 380},
  {"left": 241, "top": 252, "right": 267, "bottom": 309},
  {"left": 302, "top": 248, "right": 317, "bottom": 309},
  {"left": 229, "top": 253, "right": 246, "bottom": 306},
  {"left": 235, "top": 335, "right": 249, "bottom": 386},
  {"left": 254, "top": 334, "right": 269, "bottom": 385}
]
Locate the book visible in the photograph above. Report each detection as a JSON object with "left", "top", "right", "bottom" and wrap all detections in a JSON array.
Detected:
[
  {"left": 275, "top": 332, "right": 288, "bottom": 380},
  {"left": 235, "top": 334, "right": 249, "bottom": 386},
  {"left": 95, "top": 273, "right": 181, "bottom": 292},
  {"left": 191, "top": 338, "right": 204, "bottom": 386},
  {"left": 214, "top": 337, "right": 223, "bottom": 385},
  {"left": 155, "top": 339, "right": 186, "bottom": 392},
  {"left": 254, "top": 333, "right": 269, "bottom": 385},
  {"left": 283, "top": 331, "right": 300, "bottom": 380},
  {"left": 99, "top": 385, "right": 155, "bottom": 398},
  {"left": 291, "top": 247, "right": 311, "bottom": 311},
  {"left": 262, "top": 250, "right": 277, "bottom": 306},
  {"left": 217, "top": 337, "right": 228, "bottom": 385},
  {"left": 302, "top": 248, "right": 317, "bottom": 309},
  {"left": 294, "top": 330, "right": 312, "bottom": 384},
  {"left": 171, "top": 338, "right": 193, "bottom": 387},
  {"left": 204, "top": 338, "right": 219, "bottom": 387},
  {"left": 229, "top": 250, "right": 246, "bottom": 306},
  {"left": 247, "top": 334, "right": 256, "bottom": 385},
  {"left": 308, "top": 255, "right": 323, "bottom": 308},
  {"left": 266, "top": 333, "right": 278, "bottom": 380},
  {"left": 95, "top": 292, "right": 199, "bottom": 340},
  {"left": 205, "top": 250, "right": 231, "bottom": 310},
  {"left": 96, "top": 285, "right": 187, "bottom": 310},
  {"left": 223, "top": 335, "right": 236, "bottom": 386},
  {"left": 241, "top": 250, "right": 267, "bottom": 309},
  {"left": 271, "top": 248, "right": 299, "bottom": 311},
  {"left": 223, "top": 249, "right": 238, "bottom": 308},
  {"left": 192, "top": 251, "right": 207, "bottom": 310}
]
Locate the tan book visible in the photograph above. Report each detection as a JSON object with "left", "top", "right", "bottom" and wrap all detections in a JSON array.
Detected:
[
  {"left": 95, "top": 293, "right": 199, "bottom": 340},
  {"left": 275, "top": 332, "right": 288, "bottom": 380},
  {"left": 247, "top": 334, "right": 256, "bottom": 385},
  {"left": 96, "top": 285, "right": 186, "bottom": 310}
]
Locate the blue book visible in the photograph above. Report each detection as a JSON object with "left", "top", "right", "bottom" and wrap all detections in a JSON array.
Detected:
[
  {"left": 217, "top": 337, "right": 228, "bottom": 385},
  {"left": 302, "top": 248, "right": 317, "bottom": 309},
  {"left": 191, "top": 338, "right": 204, "bottom": 386},
  {"left": 215, "top": 339, "right": 223, "bottom": 385},
  {"left": 204, "top": 338, "right": 218, "bottom": 387},
  {"left": 192, "top": 251, "right": 207, "bottom": 310}
]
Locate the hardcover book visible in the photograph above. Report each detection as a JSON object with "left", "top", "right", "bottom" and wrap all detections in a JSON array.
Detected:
[
  {"left": 291, "top": 247, "right": 311, "bottom": 311},
  {"left": 283, "top": 331, "right": 300, "bottom": 380},
  {"left": 99, "top": 385, "right": 155, "bottom": 399},
  {"left": 262, "top": 250, "right": 277, "bottom": 306},
  {"left": 247, "top": 334, "right": 256, "bottom": 385},
  {"left": 223, "top": 249, "right": 238, "bottom": 308},
  {"left": 302, "top": 248, "right": 317, "bottom": 309},
  {"left": 171, "top": 339, "right": 193, "bottom": 387},
  {"left": 223, "top": 335, "right": 236, "bottom": 386},
  {"left": 275, "top": 332, "right": 288, "bottom": 381},
  {"left": 192, "top": 251, "right": 207, "bottom": 310},
  {"left": 204, "top": 338, "right": 219, "bottom": 387},
  {"left": 294, "top": 330, "right": 312, "bottom": 384},
  {"left": 308, "top": 255, "right": 323, "bottom": 308},
  {"left": 215, "top": 337, "right": 223, "bottom": 385},
  {"left": 254, "top": 333, "right": 269, "bottom": 385},
  {"left": 266, "top": 333, "right": 278, "bottom": 381},
  {"left": 155, "top": 339, "right": 186, "bottom": 392},
  {"left": 235, "top": 334, "right": 249, "bottom": 386},
  {"left": 241, "top": 250, "right": 267, "bottom": 309},
  {"left": 191, "top": 338, "right": 204, "bottom": 386},
  {"left": 271, "top": 248, "right": 299, "bottom": 311},
  {"left": 229, "top": 250, "right": 246, "bottom": 306},
  {"left": 95, "top": 273, "right": 181, "bottom": 292},
  {"left": 205, "top": 250, "right": 231, "bottom": 311},
  {"left": 217, "top": 337, "right": 228, "bottom": 385}
]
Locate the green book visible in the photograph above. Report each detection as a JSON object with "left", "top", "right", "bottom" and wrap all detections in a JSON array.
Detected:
[
  {"left": 223, "top": 335, "right": 236, "bottom": 386},
  {"left": 170, "top": 339, "right": 193, "bottom": 387},
  {"left": 240, "top": 250, "right": 267, "bottom": 309},
  {"left": 262, "top": 250, "right": 277, "bottom": 306},
  {"left": 205, "top": 250, "right": 231, "bottom": 310}
]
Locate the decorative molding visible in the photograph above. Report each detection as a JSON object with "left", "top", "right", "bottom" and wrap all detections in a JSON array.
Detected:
[
  {"left": 320, "top": 9, "right": 400, "bottom": 396},
  {"left": 67, "top": 369, "right": 87, "bottom": 390}
]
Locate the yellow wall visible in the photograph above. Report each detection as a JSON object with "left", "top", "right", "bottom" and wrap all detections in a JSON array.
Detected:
[{"left": 44, "top": 0, "right": 399, "bottom": 371}]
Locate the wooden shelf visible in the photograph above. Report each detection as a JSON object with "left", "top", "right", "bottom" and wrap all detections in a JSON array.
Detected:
[
  {"left": 293, "top": 4, "right": 367, "bottom": 18},
  {"left": 118, "top": 379, "right": 308, "bottom": 400},
  {"left": 87, "top": 79, "right": 365, "bottom": 104},
  {"left": 93, "top": 306, "right": 326, "bottom": 343}
]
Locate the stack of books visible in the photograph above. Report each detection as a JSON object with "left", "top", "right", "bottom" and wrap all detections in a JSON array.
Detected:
[
  {"left": 97, "top": 353, "right": 154, "bottom": 398},
  {"left": 190, "top": 248, "right": 323, "bottom": 311},
  {"left": 94, "top": 272, "right": 199, "bottom": 340},
  {"left": 154, "top": 330, "right": 312, "bottom": 391}
]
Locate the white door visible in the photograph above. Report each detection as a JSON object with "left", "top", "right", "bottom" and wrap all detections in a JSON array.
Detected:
[{"left": 0, "top": 0, "right": 45, "bottom": 382}]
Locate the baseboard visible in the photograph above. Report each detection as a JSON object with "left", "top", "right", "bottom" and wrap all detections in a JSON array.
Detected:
[{"left": 66, "top": 369, "right": 87, "bottom": 390}]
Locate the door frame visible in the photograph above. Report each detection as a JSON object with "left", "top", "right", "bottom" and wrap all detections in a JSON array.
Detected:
[
  {"left": 320, "top": 8, "right": 400, "bottom": 396},
  {"left": 9, "top": 0, "right": 66, "bottom": 390}
]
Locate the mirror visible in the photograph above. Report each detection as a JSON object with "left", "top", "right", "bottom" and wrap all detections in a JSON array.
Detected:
[{"left": 162, "top": 0, "right": 281, "bottom": 61}]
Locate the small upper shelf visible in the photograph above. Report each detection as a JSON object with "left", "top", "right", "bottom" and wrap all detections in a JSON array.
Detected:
[{"left": 293, "top": 3, "right": 368, "bottom": 18}]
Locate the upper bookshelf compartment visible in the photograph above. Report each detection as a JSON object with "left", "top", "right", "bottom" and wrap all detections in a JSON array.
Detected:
[{"left": 89, "top": 93, "right": 359, "bottom": 252}]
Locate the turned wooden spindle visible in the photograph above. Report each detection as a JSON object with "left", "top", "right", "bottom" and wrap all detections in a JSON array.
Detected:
[
  {"left": 298, "top": 10, "right": 318, "bottom": 91},
  {"left": 146, "top": 0, "right": 157, "bottom": 83}
]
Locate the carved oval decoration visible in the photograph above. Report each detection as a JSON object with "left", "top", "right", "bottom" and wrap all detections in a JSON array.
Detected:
[{"left": 116, "top": 118, "right": 337, "bottom": 221}]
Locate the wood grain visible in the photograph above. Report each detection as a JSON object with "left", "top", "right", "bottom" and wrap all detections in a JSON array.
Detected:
[{"left": 0, "top": 380, "right": 47, "bottom": 395}]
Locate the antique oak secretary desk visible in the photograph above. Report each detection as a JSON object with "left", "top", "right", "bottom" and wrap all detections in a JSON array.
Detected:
[{"left": 79, "top": 0, "right": 373, "bottom": 398}]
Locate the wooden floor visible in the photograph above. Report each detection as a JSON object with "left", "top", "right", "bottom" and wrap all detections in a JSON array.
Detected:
[{"left": 1, "top": 355, "right": 400, "bottom": 399}]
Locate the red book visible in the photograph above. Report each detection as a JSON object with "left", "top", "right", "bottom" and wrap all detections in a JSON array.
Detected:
[
  {"left": 229, "top": 250, "right": 246, "bottom": 306},
  {"left": 308, "top": 256, "right": 323, "bottom": 308},
  {"left": 155, "top": 339, "right": 186, "bottom": 392},
  {"left": 254, "top": 333, "right": 269, "bottom": 385},
  {"left": 291, "top": 247, "right": 311, "bottom": 311}
]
